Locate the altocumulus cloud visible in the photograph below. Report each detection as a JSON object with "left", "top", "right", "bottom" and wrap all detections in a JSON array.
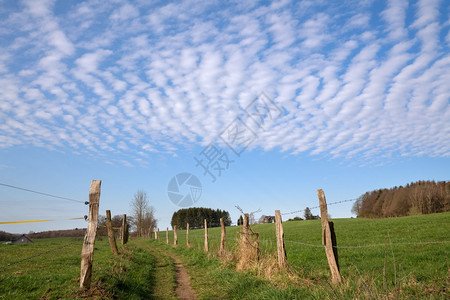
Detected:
[{"left": 0, "top": 0, "right": 449, "bottom": 165}]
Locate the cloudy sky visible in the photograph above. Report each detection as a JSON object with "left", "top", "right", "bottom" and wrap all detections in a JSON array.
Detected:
[{"left": 0, "top": 0, "right": 449, "bottom": 233}]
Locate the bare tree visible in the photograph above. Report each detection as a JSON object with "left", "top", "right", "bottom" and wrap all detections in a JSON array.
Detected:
[
  {"left": 142, "top": 208, "right": 156, "bottom": 237},
  {"left": 130, "top": 190, "right": 157, "bottom": 237}
]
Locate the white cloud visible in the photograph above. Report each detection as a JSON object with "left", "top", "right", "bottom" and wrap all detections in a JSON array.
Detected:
[
  {"left": 381, "top": 0, "right": 408, "bottom": 40},
  {"left": 0, "top": 0, "right": 448, "bottom": 164},
  {"left": 300, "top": 13, "right": 330, "bottom": 49},
  {"left": 411, "top": 0, "right": 440, "bottom": 29},
  {"left": 110, "top": 3, "right": 139, "bottom": 22}
]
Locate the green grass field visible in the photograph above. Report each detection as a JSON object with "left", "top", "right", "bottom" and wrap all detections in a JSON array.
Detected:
[
  {"left": 0, "top": 212, "right": 448, "bottom": 299},
  {"left": 0, "top": 237, "right": 176, "bottom": 299},
  {"left": 161, "top": 212, "right": 449, "bottom": 298}
]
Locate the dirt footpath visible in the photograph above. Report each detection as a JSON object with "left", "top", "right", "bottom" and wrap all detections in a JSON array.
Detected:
[{"left": 171, "top": 255, "right": 197, "bottom": 300}]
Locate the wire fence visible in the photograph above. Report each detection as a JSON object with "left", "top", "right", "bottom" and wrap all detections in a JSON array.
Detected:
[
  {"left": 0, "top": 216, "right": 88, "bottom": 224},
  {"left": 281, "top": 198, "right": 357, "bottom": 216},
  {"left": 282, "top": 239, "right": 450, "bottom": 249},
  {"left": 0, "top": 238, "right": 83, "bottom": 270},
  {"left": 0, "top": 182, "right": 87, "bottom": 204},
  {"left": 188, "top": 237, "right": 450, "bottom": 249},
  {"left": 160, "top": 193, "right": 448, "bottom": 274},
  {"left": 0, "top": 182, "right": 91, "bottom": 271},
  {"left": 0, "top": 182, "right": 89, "bottom": 225}
]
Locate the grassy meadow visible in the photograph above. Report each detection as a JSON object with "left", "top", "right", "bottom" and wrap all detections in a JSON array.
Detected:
[
  {"left": 161, "top": 212, "right": 449, "bottom": 298},
  {"left": 0, "top": 237, "right": 176, "bottom": 299},
  {"left": 0, "top": 212, "right": 448, "bottom": 299}
]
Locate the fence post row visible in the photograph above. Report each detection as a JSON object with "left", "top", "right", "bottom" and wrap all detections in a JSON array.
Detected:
[
  {"left": 106, "top": 210, "right": 119, "bottom": 256},
  {"left": 204, "top": 219, "right": 209, "bottom": 252},
  {"left": 317, "top": 189, "right": 342, "bottom": 284},
  {"left": 219, "top": 217, "right": 226, "bottom": 256},
  {"left": 237, "top": 213, "right": 260, "bottom": 269},
  {"left": 174, "top": 225, "right": 178, "bottom": 245},
  {"left": 166, "top": 227, "right": 169, "bottom": 244},
  {"left": 243, "top": 213, "right": 249, "bottom": 236},
  {"left": 275, "top": 210, "right": 287, "bottom": 267},
  {"left": 121, "top": 214, "right": 127, "bottom": 245},
  {"left": 80, "top": 180, "right": 101, "bottom": 289},
  {"left": 124, "top": 222, "right": 129, "bottom": 244},
  {"left": 186, "top": 223, "right": 191, "bottom": 248}
]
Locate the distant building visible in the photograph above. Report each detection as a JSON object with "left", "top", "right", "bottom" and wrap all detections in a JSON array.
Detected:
[
  {"left": 263, "top": 216, "right": 275, "bottom": 223},
  {"left": 12, "top": 235, "right": 33, "bottom": 244}
]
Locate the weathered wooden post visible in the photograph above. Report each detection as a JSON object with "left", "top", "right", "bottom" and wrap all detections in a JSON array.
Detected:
[
  {"left": 174, "top": 225, "right": 178, "bottom": 245},
  {"left": 154, "top": 227, "right": 157, "bottom": 239},
  {"left": 124, "top": 222, "right": 129, "bottom": 244},
  {"left": 237, "top": 213, "right": 259, "bottom": 270},
  {"left": 157, "top": 228, "right": 160, "bottom": 240},
  {"left": 166, "top": 227, "right": 169, "bottom": 244},
  {"left": 275, "top": 210, "right": 287, "bottom": 267},
  {"left": 106, "top": 210, "right": 119, "bottom": 256},
  {"left": 186, "top": 223, "right": 191, "bottom": 248},
  {"left": 204, "top": 219, "right": 208, "bottom": 252},
  {"left": 219, "top": 217, "right": 226, "bottom": 256},
  {"left": 317, "top": 189, "right": 342, "bottom": 284},
  {"left": 243, "top": 213, "right": 249, "bottom": 235},
  {"left": 80, "top": 180, "right": 101, "bottom": 289},
  {"left": 121, "top": 214, "right": 127, "bottom": 245}
]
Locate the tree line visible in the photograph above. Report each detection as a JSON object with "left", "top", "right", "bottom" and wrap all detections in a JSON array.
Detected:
[
  {"left": 0, "top": 229, "right": 86, "bottom": 240},
  {"left": 352, "top": 180, "right": 449, "bottom": 218},
  {"left": 171, "top": 207, "right": 232, "bottom": 229}
]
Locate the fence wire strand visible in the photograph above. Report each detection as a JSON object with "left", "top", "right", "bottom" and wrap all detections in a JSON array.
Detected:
[
  {"left": 0, "top": 216, "right": 87, "bottom": 225},
  {"left": 281, "top": 198, "right": 357, "bottom": 216},
  {"left": 282, "top": 239, "right": 450, "bottom": 249},
  {"left": 0, "top": 182, "right": 86, "bottom": 204}
]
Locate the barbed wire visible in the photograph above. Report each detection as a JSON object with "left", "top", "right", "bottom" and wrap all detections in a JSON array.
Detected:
[
  {"left": 248, "top": 239, "right": 450, "bottom": 249},
  {"left": 331, "top": 240, "right": 450, "bottom": 249},
  {"left": 235, "top": 205, "right": 261, "bottom": 216},
  {"left": 283, "top": 239, "right": 450, "bottom": 249},
  {"left": 0, "top": 239, "right": 83, "bottom": 270},
  {"left": 0, "top": 182, "right": 87, "bottom": 205},
  {"left": 281, "top": 198, "right": 357, "bottom": 216}
]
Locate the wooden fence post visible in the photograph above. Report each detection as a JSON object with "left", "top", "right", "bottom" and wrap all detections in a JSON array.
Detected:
[
  {"left": 186, "top": 223, "right": 191, "bottom": 248},
  {"left": 275, "top": 210, "right": 287, "bottom": 267},
  {"left": 154, "top": 227, "right": 157, "bottom": 239},
  {"left": 204, "top": 219, "right": 208, "bottom": 252},
  {"left": 124, "top": 222, "right": 129, "bottom": 244},
  {"left": 237, "top": 213, "right": 259, "bottom": 270},
  {"left": 219, "top": 217, "right": 226, "bottom": 255},
  {"left": 174, "top": 225, "right": 178, "bottom": 245},
  {"left": 166, "top": 227, "right": 169, "bottom": 244},
  {"left": 80, "top": 180, "right": 101, "bottom": 289},
  {"left": 157, "top": 228, "right": 160, "bottom": 240},
  {"left": 121, "top": 214, "right": 127, "bottom": 245},
  {"left": 243, "top": 213, "right": 249, "bottom": 235},
  {"left": 317, "top": 189, "right": 342, "bottom": 284},
  {"left": 106, "top": 210, "right": 119, "bottom": 256}
]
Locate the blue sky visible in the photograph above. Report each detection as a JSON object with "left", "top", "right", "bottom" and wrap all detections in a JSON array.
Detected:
[{"left": 0, "top": 0, "right": 449, "bottom": 234}]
